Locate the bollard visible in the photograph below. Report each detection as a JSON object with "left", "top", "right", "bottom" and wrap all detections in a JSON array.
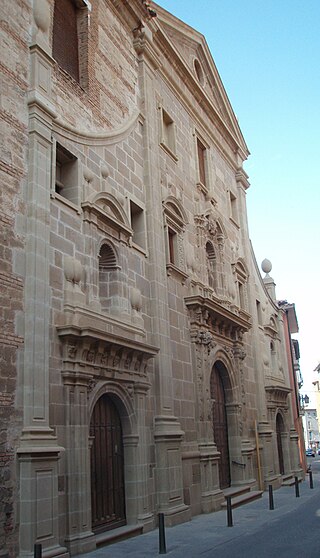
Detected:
[
  {"left": 309, "top": 470, "right": 314, "bottom": 489},
  {"left": 295, "top": 476, "right": 300, "bottom": 498},
  {"left": 268, "top": 484, "right": 274, "bottom": 510},
  {"left": 226, "top": 496, "right": 233, "bottom": 527},
  {"left": 159, "top": 512, "right": 167, "bottom": 554},
  {"left": 34, "top": 544, "right": 42, "bottom": 558}
]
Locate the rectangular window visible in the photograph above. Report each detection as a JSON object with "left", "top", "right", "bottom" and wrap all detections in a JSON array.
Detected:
[
  {"left": 160, "top": 108, "right": 177, "bottom": 160},
  {"left": 197, "top": 138, "right": 206, "bottom": 186},
  {"left": 130, "top": 200, "right": 146, "bottom": 250},
  {"left": 55, "top": 143, "right": 79, "bottom": 205},
  {"left": 168, "top": 227, "right": 176, "bottom": 265},
  {"left": 229, "top": 191, "right": 238, "bottom": 223},
  {"left": 53, "top": 0, "right": 89, "bottom": 88}
]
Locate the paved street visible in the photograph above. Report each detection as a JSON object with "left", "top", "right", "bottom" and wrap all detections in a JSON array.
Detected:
[{"left": 77, "top": 457, "right": 320, "bottom": 558}]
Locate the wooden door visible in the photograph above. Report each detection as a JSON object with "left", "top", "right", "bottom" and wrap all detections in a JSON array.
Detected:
[
  {"left": 90, "top": 395, "right": 126, "bottom": 532},
  {"left": 276, "top": 413, "right": 285, "bottom": 475},
  {"left": 211, "top": 366, "right": 231, "bottom": 488}
]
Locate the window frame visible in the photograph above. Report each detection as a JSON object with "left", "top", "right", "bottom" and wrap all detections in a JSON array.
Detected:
[
  {"left": 159, "top": 106, "right": 178, "bottom": 162},
  {"left": 163, "top": 198, "right": 188, "bottom": 283},
  {"left": 129, "top": 198, "right": 147, "bottom": 254},
  {"left": 51, "top": 138, "right": 81, "bottom": 211}
]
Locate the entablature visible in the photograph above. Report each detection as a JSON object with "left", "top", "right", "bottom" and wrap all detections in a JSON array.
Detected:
[{"left": 57, "top": 308, "right": 159, "bottom": 383}]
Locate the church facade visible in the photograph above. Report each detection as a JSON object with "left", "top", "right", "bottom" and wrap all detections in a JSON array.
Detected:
[{"left": 0, "top": 1, "right": 303, "bottom": 556}]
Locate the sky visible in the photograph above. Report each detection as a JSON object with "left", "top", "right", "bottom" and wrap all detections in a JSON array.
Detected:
[{"left": 157, "top": 0, "right": 320, "bottom": 403}]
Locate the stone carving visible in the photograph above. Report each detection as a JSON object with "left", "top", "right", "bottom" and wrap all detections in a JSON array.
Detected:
[
  {"left": 67, "top": 344, "right": 77, "bottom": 359},
  {"left": 83, "top": 167, "right": 94, "bottom": 184},
  {"left": 232, "top": 346, "right": 246, "bottom": 361},
  {"left": 193, "top": 329, "right": 215, "bottom": 350},
  {"left": 130, "top": 287, "right": 142, "bottom": 311},
  {"left": 88, "top": 378, "right": 97, "bottom": 393},
  {"left": 64, "top": 256, "right": 83, "bottom": 287},
  {"left": 33, "top": 0, "right": 50, "bottom": 32},
  {"left": 101, "top": 165, "right": 110, "bottom": 179}
]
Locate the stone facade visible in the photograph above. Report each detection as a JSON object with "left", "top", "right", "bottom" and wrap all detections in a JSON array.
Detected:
[{"left": 0, "top": 1, "right": 303, "bottom": 556}]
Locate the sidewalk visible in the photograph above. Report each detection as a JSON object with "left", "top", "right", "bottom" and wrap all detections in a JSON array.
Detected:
[{"left": 76, "top": 477, "right": 317, "bottom": 557}]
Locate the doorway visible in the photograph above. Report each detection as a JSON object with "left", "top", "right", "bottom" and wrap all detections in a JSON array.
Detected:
[
  {"left": 90, "top": 394, "right": 126, "bottom": 532},
  {"left": 211, "top": 362, "right": 231, "bottom": 488}
]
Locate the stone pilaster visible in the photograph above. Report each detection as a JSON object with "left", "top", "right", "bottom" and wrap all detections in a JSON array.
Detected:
[
  {"left": 134, "top": 25, "right": 188, "bottom": 522},
  {"left": 191, "top": 330, "right": 223, "bottom": 510},
  {"left": 17, "top": 10, "right": 67, "bottom": 555},
  {"left": 131, "top": 381, "right": 154, "bottom": 531},
  {"left": 62, "top": 373, "right": 95, "bottom": 555}
]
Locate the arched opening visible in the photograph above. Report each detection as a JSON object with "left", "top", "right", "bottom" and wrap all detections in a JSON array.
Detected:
[
  {"left": 211, "top": 362, "right": 231, "bottom": 488},
  {"left": 90, "top": 394, "right": 126, "bottom": 533},
  {"left": 276, "top": 412, "right": 285, "bottom": 475}
]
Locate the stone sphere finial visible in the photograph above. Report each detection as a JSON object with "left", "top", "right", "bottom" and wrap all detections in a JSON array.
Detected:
[{"left": 261, "top": 258, "right": 272, "bottom": 275}]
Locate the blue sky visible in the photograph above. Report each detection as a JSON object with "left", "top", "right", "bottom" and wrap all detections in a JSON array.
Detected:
[{"left": 157, "top": 0, "right": 320, "bottom": 401}]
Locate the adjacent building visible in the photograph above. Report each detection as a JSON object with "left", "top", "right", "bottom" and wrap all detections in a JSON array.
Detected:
[{"left": 0, "top": 1, "right": 304, "bottom": 556}]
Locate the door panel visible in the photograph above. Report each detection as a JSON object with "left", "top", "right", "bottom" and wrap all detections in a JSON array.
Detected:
[
  {"left": 90, "top": 395, "right": 126, "bottom": 532},
  {"left": 211, "top": 366, "right": 231, "bottom": 489}
]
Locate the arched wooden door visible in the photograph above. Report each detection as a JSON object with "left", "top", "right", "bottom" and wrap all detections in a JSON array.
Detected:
[
  {"left": 211, "top": 364, "right": 231, "bottom": 489},
  {"left": 90, "top": 394, "right": 126, "bottom": 533},
  {"left": 276, "top": 413, "right": 285, "bottom": 475}
]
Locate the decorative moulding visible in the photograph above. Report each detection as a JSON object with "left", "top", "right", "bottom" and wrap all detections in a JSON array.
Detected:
[
  {"left": 82, "top": 192, "right": 132, "bottom": 242},
  {"left": 53, "top": 110, "right": 144, "bottom": 146}
]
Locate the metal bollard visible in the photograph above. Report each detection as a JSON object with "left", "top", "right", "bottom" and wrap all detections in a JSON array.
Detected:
[
  {"left": 268, "top": 484, "right": 274, "bottom": 510},
  {"left": 159, "top": 512, "right": 167, "bottom": 554},
  {"left": 226, "top": 496, "right": 233, "bottom": 527},
  {"left": 295, "top": 476, "right": 300, "bottom": 498},
  {"left": 34, "top": 544, "right": 42, "bottom": 558},
  {"left": 309, "top": 470, "right": 314, "bottom": 489}
]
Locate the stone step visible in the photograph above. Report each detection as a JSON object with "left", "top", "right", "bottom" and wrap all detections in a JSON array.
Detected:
[
  {"left": 95, "top": 524, "right": 143, "bottom": 548},
  {"left": 282, "top": 476, "right": 295, "bottom": 486},
  {"left": 223, "top": 485, "right": 251, "bottom": 499},
  {"left": 221, "top": 490, "right": 263, "bottom": 509},
  {"left": 282, "top": 475, "right": 302, "bottom": 486}
]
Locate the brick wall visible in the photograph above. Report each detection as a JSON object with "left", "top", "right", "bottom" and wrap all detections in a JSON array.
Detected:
[{"left": 0, "top": 0, "right": 29, "bottom": 554}]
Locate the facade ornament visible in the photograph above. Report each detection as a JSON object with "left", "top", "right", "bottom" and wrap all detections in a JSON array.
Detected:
[
  {"left": 232, "top": 346, "right": 246, "bottom": 361},
  {"left": 193, "top": 329, "right": 215, "bottom": 349},
  {"left": 67, "top": 344, "right": 77, "bottom": 359},
  {"left": 206, "top": 216, "right": 217, "bottom": 236},
  {"left": 87, "top": 378, "right": 97, "bottom": 393}
]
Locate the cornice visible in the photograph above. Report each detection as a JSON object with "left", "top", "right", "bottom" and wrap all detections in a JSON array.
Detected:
[{"left": 185, "top": 293, "right": 252, "bottom": 334}]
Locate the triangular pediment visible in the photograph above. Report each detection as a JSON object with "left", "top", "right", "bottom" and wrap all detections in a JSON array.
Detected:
[{"left": 154, "top": 4, "right": 248, "bottom": 157}]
